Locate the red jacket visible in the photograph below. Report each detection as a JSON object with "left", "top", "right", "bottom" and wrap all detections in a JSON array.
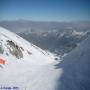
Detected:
[{"left": 0, "top": 58, "right": 5, "bottom": 65}]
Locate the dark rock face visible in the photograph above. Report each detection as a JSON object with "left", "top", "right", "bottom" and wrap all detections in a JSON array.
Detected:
[
  {"left": 7, "top": 40, "right": 23, "bottom": 59},
  {"left": 0, "top": 46, "right": 4, "bottom": 54},
  {"left": 0, "top": 42, "right": 4, "bottom": 54}
]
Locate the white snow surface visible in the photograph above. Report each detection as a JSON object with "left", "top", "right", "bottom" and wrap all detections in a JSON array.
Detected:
[{"left": 0, "top": 27, "right": 62, "bottom": 90}]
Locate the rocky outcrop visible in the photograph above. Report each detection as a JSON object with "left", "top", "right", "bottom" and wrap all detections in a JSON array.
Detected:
[{"left": 7, "top": 40, "right": 23, "bottom": 59}]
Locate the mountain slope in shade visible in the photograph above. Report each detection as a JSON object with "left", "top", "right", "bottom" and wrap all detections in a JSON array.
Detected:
[{"left": 55, "top": 35, "right": 90, "bottom": 90}]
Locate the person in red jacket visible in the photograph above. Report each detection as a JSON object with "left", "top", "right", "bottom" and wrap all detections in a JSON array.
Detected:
[{"left": 0, "top": 58, "right": 5, "bottom": 68}]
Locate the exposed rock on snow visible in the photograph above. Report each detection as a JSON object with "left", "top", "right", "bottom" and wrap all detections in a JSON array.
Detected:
[{"left": 7, "top": 40, "right": 23, "bottom": 59}]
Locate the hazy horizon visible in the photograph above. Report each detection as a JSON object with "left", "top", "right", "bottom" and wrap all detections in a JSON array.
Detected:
[{"left": 0, "top": 19, "right": 90, "bottom": 23}]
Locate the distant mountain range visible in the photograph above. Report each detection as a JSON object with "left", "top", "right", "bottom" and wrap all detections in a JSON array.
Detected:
[
  {"left": 20, "top": 30, "right": 90, "bottom": 56},
  {"left": 0, "top": 20, "right": 90, "bottom": 33},
  {"left": 0, "top": 20, "right": 90, "bottom": 56}
]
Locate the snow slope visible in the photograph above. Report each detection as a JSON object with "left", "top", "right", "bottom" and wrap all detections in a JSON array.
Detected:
[
  {"left": 55, "top": 35, "right": 90, "bottom": 90},
  {"left": 0, "top": 27, "right": 55, "bottom": 65},
  {"left": 0, "top": 27, "right": 61, "bottom": 90}
]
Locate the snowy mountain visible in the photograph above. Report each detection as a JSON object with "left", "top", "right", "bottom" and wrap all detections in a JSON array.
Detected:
[
  {"left": 55, "top": 35, "right": 90, "bottom": 90},
  {"left": 0, "top": 27, "right": 58, "bottom": 90},
  {"left": 1, "top": 20, "right": 90, "bottom": 56},
  {"left": 0, "top": 27, "right": 90, "bottom": 90},
  {"left": 0, "top": 27, "right": 55, "bottom": 65}
]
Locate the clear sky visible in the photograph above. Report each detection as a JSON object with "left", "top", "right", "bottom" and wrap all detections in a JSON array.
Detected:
[{"left": 0, "top": 0, "right": 90, "bottom": 21}]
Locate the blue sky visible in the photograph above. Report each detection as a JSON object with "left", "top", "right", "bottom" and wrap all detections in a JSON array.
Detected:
[{"left": 0, "top": 0, "right": 90, "bottom": 21}]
